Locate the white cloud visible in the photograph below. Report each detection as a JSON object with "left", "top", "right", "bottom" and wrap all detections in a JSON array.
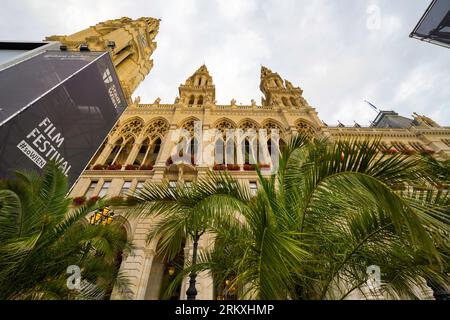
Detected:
[{"left": 1, "top": 0, "right": 449, "bottom": 126}]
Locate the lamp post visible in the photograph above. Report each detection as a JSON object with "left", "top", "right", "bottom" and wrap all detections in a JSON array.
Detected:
[
  {"left": 90, "top": 206, "right": 115, "bottom": 226},
  {"left": 186, "top": 231, "right": 202, "bottom": 300}
]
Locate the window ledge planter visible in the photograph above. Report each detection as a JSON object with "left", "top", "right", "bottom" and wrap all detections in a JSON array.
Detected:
[
  {"left": 140, "top": 165, "right": 154, "bottom": 171},
  {"left": 244, "top": 164, "right": 256, "bottom": 171},
  {"left": 125, "top": 165, "right": 139, "bottom": 171},
  {"left": 213, "top": 164, "right": 227, "bottom": 171},
  {"left": 72, "top": 196, "right": 86, "bottom": 206},
  {"left": 107, "top": 164, "right": 123, "bottom": 170},
  {"left": 92, "top": 164, "right": 107, "bottom": 170},
  {"left": 227, "top": 164, "right": 240, "bottom": 171}
]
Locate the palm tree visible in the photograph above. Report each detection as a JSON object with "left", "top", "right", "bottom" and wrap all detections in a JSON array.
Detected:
[
  {"left": 0, "top": 163, "right": 129, "bottom": 300},
  {"left": 130, "top": 135, "right": 449, "bottom": 300},
  {"left": 128, "top": 174, "right": 249, "bottom": 300}
]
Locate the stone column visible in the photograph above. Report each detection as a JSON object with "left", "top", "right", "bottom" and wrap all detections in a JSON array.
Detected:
[
  {"left": 111, "top": 217, "right": 153, "bottom": 300},
  {"left": 125, "top": 142, "right": 142, "bottom": 166},
  {"left": 134, "top": 248, "right": 157, "bottom": 300},
  {"left": 95, "top": 143, "right": 114, "bottom": 165}
]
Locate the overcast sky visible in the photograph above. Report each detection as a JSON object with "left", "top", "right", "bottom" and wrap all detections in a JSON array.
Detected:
[{"left": 1, "top": 0, "right": 449, "bottom": 126}]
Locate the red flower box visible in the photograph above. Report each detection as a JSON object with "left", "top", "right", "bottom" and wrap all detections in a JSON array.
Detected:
[
  {"left": 140, "top": 164, "right": 154, "bottom": 171},
  {"left": 244, "top": 164, "right": 256, "bottom": 171},
  {"left": 213, "top": 164, "right": 226, "bottom": 171},
  {"left": 92, "top": 164, "right": 106, "bottom": 170},
  {"left": 227, "top": 164, "right": 240, "bottom": 171},
  {"left": 258, "top": 163, "right": 271, "bottom": 169},
  {"left": 125, "top": 164, "right": 139, "bottom": 170},
  {"left": 107, "top": 164, "right": 122, "bottom": 170},
  {"left": 72, "top": 196, "right": 86, "bottom": 206}
]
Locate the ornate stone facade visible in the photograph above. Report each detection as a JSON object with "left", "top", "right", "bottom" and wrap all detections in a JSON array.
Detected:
[
  {"left": 69, "top": 65, "right": 450, "bottom": 300},
  {"left": 59, "top": 17, "right": 449, "bottom": 301},
  {"left": 47, "top": 17, "right": 160, "bottom": 102}
]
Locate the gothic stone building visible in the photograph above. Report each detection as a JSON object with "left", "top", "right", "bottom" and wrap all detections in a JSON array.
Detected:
[{"left": 60, "top": 18, "right": 450, "bottom": 300}]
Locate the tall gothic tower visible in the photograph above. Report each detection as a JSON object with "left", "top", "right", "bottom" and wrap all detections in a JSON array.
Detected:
[
  {"left": 46, "top": 17, "right": 160, "bottom": 102},
  {"left": 178, "top": 65, "right": 216, "bottom": 106},
  {"left": 260, "top": 66, "right": 308, "bottom": 108}
]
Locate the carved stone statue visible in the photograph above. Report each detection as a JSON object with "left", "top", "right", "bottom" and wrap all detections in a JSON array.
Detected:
[
  {"left": 154, "top": 97, "right": 161, "bottom": 105},
  {"left": 251, "top": 99, "right": 256, "bottom": 107},
  {"left": 285, "top": 80, "right": 294, "bottom": 89},
  {"left": 231, "top": 99, "right": 236, "bottom": 106},
  {"left": 134, "top": 96, "right": 141, "bottom": 104}
]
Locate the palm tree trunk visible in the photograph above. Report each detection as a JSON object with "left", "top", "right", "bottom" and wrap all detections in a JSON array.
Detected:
[{"left": 186, "top": 231, "right": 200, "bottom": 300}]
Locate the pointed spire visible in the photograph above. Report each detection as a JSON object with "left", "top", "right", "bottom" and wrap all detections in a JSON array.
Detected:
[
  {"left": 261, "top": 65, "right": 273, "bottom": 79},
  {"left": 179, "top": 65, "right": 215, "bottom": 105},
  {"left": 183, "top": 64, "right": 214, "bottom": 86},
  {"left": 195, "top": 64, "right": 210, "bottom": 74}
]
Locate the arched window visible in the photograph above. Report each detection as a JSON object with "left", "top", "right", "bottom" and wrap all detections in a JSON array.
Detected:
[
  {"left": 295, "top": 120, "right": 316, "bottom": 138},
  {"left": 189, "top": 95, "right": 195, "bottom": 106},
  {"left": 243, "top": 137, "right": 258, "bottom": 164},
  {"left": 106, "top": 137, "right": 124, "bottom": 165},
  {"left": 197, "top": 95, "right": 204, "bottom": 106},
  {"left": 225, "top": 136, "right": 236, "bottom": 165},
  {"left": 244, "top": 139, "right": 250, "bottom": 164},
  {"left": 134, "top": 138, "right": 150, "bottom": 166},
  {"left": 115, "top": 138, "right": 134, "bottom": 165},
  {"left": 267, "top": 138, "right": 273, "bottom": 157},
  {"left": 290, "top": 97, "right": 298, "bottom": 107},
  {"left": 186, "top": 138, "right": 198, "bottom": 164},
  {"left": 215, "top": 137, "right": 225, "bottom": 164},
  {"left": 198, "top": 77, "right": 202, "bottom": 86},
  {"left": 149, "top": 138, "right": 162, "bottom": 165}
]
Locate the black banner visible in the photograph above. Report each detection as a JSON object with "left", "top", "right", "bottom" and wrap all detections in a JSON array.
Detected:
[{"left": 0, "top": 51, "right": 126, "bottom": 187}]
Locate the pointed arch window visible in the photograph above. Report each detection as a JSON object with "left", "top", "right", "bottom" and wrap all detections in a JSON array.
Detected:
[
  {"left": 189, "top": 95, "right": 195, "bottom": 106},
  {"left": 282, "top": 97, "right": 290, "bottom": 107},
  {"left": 244, "top": 139, "right": 251, "bottom": 164},
  {"left": 215, "top": 137, "right": 225, "bottom": 165},
  {"left": 134, "top": 138, "right": 149, "bottom": 166},
  {"left": 150, "top": 138, "right": 162, "bottom": 165},
  {"left": 197, "top": 95, "right": 204, "bottom": 106},
  {"left": 225, "top": 136, "right": 236, "bottom": 165},
  {"left": 113, "top": 137, "right": 135, "bottom": 165},
  {"left": 106, "top": 137, "right": 124, "bottom": 165}
]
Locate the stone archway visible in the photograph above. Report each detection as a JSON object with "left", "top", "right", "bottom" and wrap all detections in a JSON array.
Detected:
[{"left": 144, "top": 239, "right": 186, "bottom": 300}]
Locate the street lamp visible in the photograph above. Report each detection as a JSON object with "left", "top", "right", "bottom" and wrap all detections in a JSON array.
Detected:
[
  {"left": 168, "top": 266, "right": 176, "bottom": 276},
  {"left": 89, "top": 206, "right": 115, "bottom": 226}
]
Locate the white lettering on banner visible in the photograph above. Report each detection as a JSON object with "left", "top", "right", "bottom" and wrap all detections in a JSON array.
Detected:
[
  {"left": 17, "top": 117, "right": 72, "bottom": 176},
  {"left": 17, "top": 140, "right": 47, "bottom": 169},
  {"left": 103, "top": 68, "right": 121, "bottom": 108}
]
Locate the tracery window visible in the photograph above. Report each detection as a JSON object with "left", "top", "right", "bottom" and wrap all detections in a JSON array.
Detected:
[{"left": 295, "top": 120, "right": 316, "bottom": 138}]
